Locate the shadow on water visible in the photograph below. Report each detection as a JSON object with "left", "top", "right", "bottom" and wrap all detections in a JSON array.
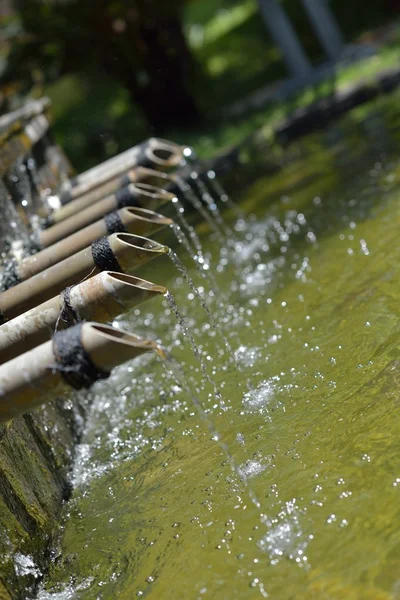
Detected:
[{"left": 37, "top": 93, "right": 400, "bottom": 600}]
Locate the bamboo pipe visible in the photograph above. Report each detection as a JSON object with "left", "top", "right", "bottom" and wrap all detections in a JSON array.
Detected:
[
  {"left": 59, "top": 138, "right": 184, "bottom": 202},
  {"left": 0, "top": 322, "right": 162, "bottom": 422},
  {"left": 15, "top": 208, "right": 172, "bottom": 281},
  {"left": 0, "top": 271, "right": 167, "bottom": 363},
  {"left": 43, "top": 183, "right": 175, "bottom": 242},
  {"left": 0, "top": 233, "right": 168, "bottom": 321},
  {"left": 47, "top": 166, "right": 178, "bottom": 215}
]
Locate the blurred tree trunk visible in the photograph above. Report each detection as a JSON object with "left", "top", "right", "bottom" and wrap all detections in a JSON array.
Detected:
[
  {"left": 14, "top": 0, "right": 202, "bottom": 131},
  {"left": 92, "top": 3, "right": 201, "bottom": 130}
]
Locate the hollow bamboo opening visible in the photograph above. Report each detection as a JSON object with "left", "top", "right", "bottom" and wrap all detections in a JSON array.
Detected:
[
  {"left": 122, "top": 206, "right": 172, "bottom": 226},
  {"left": 147, "top": 140, "right": 183, "bottom": 168},
  {"left": 114, "top": 232, "right": 168, "bottom": 253},
  {"left": 106, "top": 272, "right": 167, "bottom": 295},
  {"left": 84, "top": 323, "right": 157, "bottom": 350}
]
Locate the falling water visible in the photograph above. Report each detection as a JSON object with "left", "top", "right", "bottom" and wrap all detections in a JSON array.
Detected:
[
  {"left": 206, "top": 169, "right": 246, "bottom": 220},
  {"left": 170, "top": 196, "right": 205, "bottom": 259},
  {"left": 191, "top": 173, "right": 234, "bottom": 240},
  {"left": 165, "top": 292, "right": 228, "bottom": 410},
  {"left": 6, "top": 157, "right": 34, "bottom": 218},
  {"left": 0, "top": 179, "right": 30, "bottom": 267},
  {"left": 170, "top": 223, "right": 196, "bottom": 258},
  {"left": 168, "top": 249, "right": 236, "bottom": 360},
  {"left": 169, "top": 217, "right": 224, "bottom": 303},
  {"left": 169, "top": 222, "right": 219, "bottom": 289},
  {"left": 161, "top": 347, "right": 262, "bottom": 511},
  {"left": 173, "top": 175, "right": 226, "bottom": 243},
  {"left": 26, "top": 155, "right": 41, "bottom": 190}
]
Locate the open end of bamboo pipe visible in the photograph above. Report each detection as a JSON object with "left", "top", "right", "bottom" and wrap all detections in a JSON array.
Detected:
[
  {"left": 109, "top": 232, "right": 169, "bottom": 273},
  {"left": 147, "top": 139, "right": 184, "bottom": 169},
  {"left": 105, "top": 272, "right": 167, "bottom": 296},
  {"left": 81, "top": 322, "right": 161, "bottom": 370},
  {"left": 128, "top": 169, "right": 182, "bottom": 197},
  {"left": 131, "top": 182, "right": 174, "bottom": 203},
  {"left": 122, "top": 206, "right": 172, "bottom": 228},
  {"left": 112, "top": 232, "right": 168, "bottom": 253},
  {"left": 129, "top": 167, "right": 172, "bottom": 187},
  {"left": 0, "top": 321, "right": 163, "bottom": 420},
  {"left": 0, "top": 272, "right": 168, "bottom": 363}
]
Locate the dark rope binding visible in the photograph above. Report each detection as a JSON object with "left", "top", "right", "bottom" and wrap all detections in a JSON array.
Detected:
[
  {"left": 115, "top": 186, "right": 140, "bottom": 209},
  {"left": 91, "top": 237, "right": 123, "bottom": 273},
  {"left": 52, "top": 322, "right": 110, "bottom": 390},
  {"left": 104, "top": 211, "right": 126, "bottom": 236},
  {"left": 136, "top": 144, "right": 153, "bottom": 169},
  {"left": 60, "top": 189, "right": 72, "bottom": 205},
  {"left": 119, "top": 174, "right": 131, "bottom": 188},
  {"left": 59, "top": 286, "right": 82, "bottom": 327}
]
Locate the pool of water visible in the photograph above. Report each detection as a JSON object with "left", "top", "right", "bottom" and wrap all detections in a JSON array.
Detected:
[{"left": 39, "top": 95, "right": 400, "bottom": 599}]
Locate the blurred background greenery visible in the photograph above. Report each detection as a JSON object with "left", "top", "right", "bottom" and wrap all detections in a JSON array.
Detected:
[{"left": 1, "top": 0, "right": 399, "bottom": 170}]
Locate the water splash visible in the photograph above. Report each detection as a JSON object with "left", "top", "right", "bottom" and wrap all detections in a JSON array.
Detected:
[
  {"left": 206, "top": 170, "right": 246, "bottom": 220},
  {"left": 161, "top": 346, "right": 263, "bottom": 511},
  {"left": 170, "top": 223, "right": 197, "bottom": 260},
  {"left": 191, "top": 173, "right": 234, "bottom": 239},
  {"left": 170, "top": 222, "right": 223, "bottom": 303},
  {"left": 168, "top": 249, "right": 236, "bottom": 360},
  {"left": 170, "top": 195, "right": 205, "bottom": 259},
  {"left": 164, "top": 292, "right": 228, "bottom": 411},
  {"left": 0, "top": 179, "right": 30, "bottom": 274},
  {"left": 173, "top": 175, "right": 226, "bottom": 243}
]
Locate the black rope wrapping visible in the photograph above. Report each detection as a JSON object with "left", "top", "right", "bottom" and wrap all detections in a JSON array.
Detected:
[
  {"left": 104, "top": 211, "right": 126, "bottom": 236},
  {"left": 52, "top": 322, "right": 110, "bottom": 390},
  {"left": 60, "top": 189, "right": 72, "bottom": 205},
  {"left": 115, "top": 186, "right": 140, "bottom": 209},
  {"left": 59, "top": 286, "right": 82, "bottom": 327},
  {"left": 91, "top": 237, "right": 123, "bottom": 273},
  {"left": 0, "top": 259, "right": 21, "bottom": 292},
  {"left": 41, "top": 215, "right": 53, "bottom": 229},
  {"left": 119, "top": 174, "right": 131, "bottom": 188},
  {"left": 136, "top": 144, "right": 153, "bottom": 169}
]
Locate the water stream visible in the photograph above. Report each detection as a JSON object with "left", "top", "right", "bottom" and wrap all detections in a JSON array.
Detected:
[
  {"left": 206, "top": 170, "right": 245, "bottom": 220},
  {"left": 167, "top": 249, "right": 236, "bottom": 362},
  {"left": 174, "top": 175, "right": 226, "bottom": 243},
  {"left": 170, "top": 196, "right": 205, "bottom": 259},
  {"left": 191, "top": 174, "right": 234, "bottom": 242}
]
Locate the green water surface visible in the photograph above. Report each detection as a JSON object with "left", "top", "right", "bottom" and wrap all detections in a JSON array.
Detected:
[{"left": 40, "top": 97, "right": 400, "bottom": 599}]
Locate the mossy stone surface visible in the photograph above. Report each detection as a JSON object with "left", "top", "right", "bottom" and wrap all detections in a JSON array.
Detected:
[{"left": 0, "top": 398, "right": 86, "bottom": 598}]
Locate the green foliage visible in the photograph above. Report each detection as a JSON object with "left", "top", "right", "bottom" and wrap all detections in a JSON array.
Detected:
[{"left": 2, "top": 0, "right": 397, "bottom": 169}]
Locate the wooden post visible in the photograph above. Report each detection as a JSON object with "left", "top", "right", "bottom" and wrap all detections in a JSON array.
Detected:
[
  {"left": 257, "top": 0, "right": 312, "bottom": 78},
  {"left": 301, "top": 0, "right": 344, "bottom": 61}
]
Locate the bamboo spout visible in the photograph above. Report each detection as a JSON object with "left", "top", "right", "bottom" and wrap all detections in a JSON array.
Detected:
[
  {"left": 0, "top": 322, "right": 160, "bottom": 422},
  {"left": 0, "top": 233, "right": 168, "bottom": 321},
  {"left": 43, "top": 182, "right": 175, "bottom": 241},
  {"left": 12, "top": 207, "right": 172, "bottom": 282},
  {"left": 45, "top": 165, "right": 173, "bottom": 217},
  {"left": 109, "top": 232, "right": 168, "bottom": 273},
  {"left": 130, "top": 167, "right": 172, "bottom": 187},
  {"left": 0, "top": 271, "right": 167, "bottom": 363},
  {"left": 142, "top": 138, "right": 184, "bottom": 170},
  {"left": 57, "top": 138, "right": 184, "bottom": 206}
]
